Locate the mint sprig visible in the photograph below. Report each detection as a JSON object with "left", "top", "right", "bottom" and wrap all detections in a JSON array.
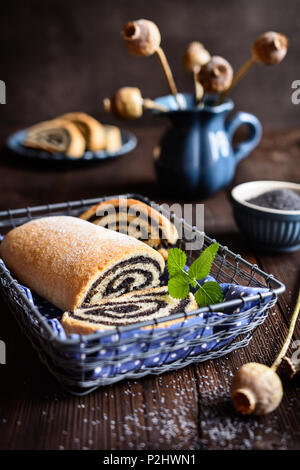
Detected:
[{"left": 167, "top": 243, "right": 223, "bottom": 307}]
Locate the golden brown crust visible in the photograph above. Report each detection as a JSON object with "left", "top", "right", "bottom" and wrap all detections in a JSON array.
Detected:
[
  {"left": 61, "top": 287, "right": 198, "bottom": 335},
  {"left": 59, "top": 112, "right": 106, "bottom": 151},
  {"left": 157, "top": 248, "right": 169, "bottom": 260},
  {"left": 103, "top": 125, "right": 122, "bottom": 153},
  {"left": 62, "top": 316, "right": 100, "bottom": 336},
  {"left": 79, "top": 198, "right": 179, "bottom": 246},
  {"left": 0, "top": 216, "right": 165, "bottom": 311},
  {"left": 23, "top": 118, "right": 86, "bottom": 158}
]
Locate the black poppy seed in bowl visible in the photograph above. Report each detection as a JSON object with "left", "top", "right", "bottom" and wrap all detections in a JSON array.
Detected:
[{"left": 247, "top": 189, "right": 300, "bottom": 211}]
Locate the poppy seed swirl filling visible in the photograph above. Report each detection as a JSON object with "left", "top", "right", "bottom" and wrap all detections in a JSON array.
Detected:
[
  {"left": 33, "top": 127, "right": 71, "bottom": 151},
  {"left": 79, "top": 198, "right": 179, "bottom": 256},
  {"left": 71, "top": 299, "right": 169, "bottom": 326},
  {"left": 88, "top": 210, "right": 167, "bottom": 247},
  {"left": 81, "top": 255, "right": 163, "bottom": 306},
  {"left": 63, "top": 287, "right": 197, "bottom": 330}
]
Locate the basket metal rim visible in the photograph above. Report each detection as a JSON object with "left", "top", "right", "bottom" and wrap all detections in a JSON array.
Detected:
[{"left": 0, "top": 193, "right": 285, "bottom": 346}]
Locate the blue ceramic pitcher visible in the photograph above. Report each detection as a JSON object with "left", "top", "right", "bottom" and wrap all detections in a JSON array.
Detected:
[{"left": 153, "top": 93, "right": 262, "bottom": 198}]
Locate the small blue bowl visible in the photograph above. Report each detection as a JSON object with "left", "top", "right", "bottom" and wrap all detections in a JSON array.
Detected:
[{"left": 231, "top": 181, "right": 300, "bottom": 253}]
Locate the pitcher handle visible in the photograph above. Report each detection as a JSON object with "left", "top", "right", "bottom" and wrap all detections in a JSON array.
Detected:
[{"left": 226, "top": 111, "right": 262, "bottom": 163}]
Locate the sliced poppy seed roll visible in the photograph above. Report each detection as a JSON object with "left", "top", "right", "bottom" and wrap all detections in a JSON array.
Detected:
[
  {"left": 80, "top": 198, "right": 179, "bottom": 260},
  {"left": 59, "top": 112, "right": 106, "bottom": 151},
  {"left": 62, "top": 286, "right": 198, "bottom": 334},
  {"left": 0, "top": 216, "right": 165, "bottom": 311},
  {"left": 103, "top": 125, "right": 122, "bottom": 153},
  {"left": 23, "top": 118, "right": 86, "bottom": 158}
]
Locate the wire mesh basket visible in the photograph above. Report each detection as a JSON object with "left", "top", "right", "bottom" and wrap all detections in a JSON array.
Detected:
[{"left": 0, "top": 194, "right": 285, "bottom": 395}]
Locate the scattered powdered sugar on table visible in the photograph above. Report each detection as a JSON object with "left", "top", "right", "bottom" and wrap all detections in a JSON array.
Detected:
[
  {"left": 28, "top": 353, "right": 297, "bottom": 451},
  {"left": 1, "top": 360, "right": 299, "bottom": 450},
  {"left": 1, "top": 308, "right": 299, "bottom": 451}
]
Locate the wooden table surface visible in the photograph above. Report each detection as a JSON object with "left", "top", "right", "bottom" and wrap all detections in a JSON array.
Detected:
[{"left": 0, "top": 125, "right": 299, "bottom": 450}]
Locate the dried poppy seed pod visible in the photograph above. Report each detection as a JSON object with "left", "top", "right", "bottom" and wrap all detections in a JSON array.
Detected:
[
  {"left": 122, "top": 19, "right": 161, "bottom": 57},
  {"left": 279, "top": 355, "right": 300, "bottom": 379},
  {"left": 252, "top": 31, "right": 289, "bottom": 65},
  {"left": 183, "top": 42, "right": 210, "bottom": 104},
  {"left": 104, "top": 87, "right": 143, "bottom": 119},
  {"left": 197, "top": 56, "right": 233, "bottom": 93},
  {"left": 231, "top": 291, "right": 300, "bottom": 416},
  {"left": 183, "top": 41, "right": 211, "bottom": 73},
  {"left": 231, "top": 363, "right": 283, "bottom": 416},
  {"left": 122, "top": 19, "right": 181, "bottom": 107},
  {"left": 103, "top": 87, "right": 167, "bottom": 119},
  {"left": 222, "top": 31, "right": 289, "bottom": 101}
]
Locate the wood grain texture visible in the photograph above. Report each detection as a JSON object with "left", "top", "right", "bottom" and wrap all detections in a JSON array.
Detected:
[{"left": 0, "top": 126, "right": 299, "bottom": 450}]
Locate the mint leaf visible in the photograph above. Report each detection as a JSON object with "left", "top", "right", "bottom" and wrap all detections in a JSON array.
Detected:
[
  {"left": 194, "top": 281, "right": 223, "bottom": 307},
  {"left": 167, "top": 244, "right": 222, "bottom": 306},
  {"left": 167, "top": 248, "right": 187, "bottom": 277},
  {"left": 168, "top": 273, "right": 190, "bottom": 299},
  {"left": 205, "top": 242, "right": 219, "bottom": 258},
  {"left": 187, "top": 277, "right": 197, "bottom": 288},
  {"left": 188, "top": 243, "right": 219, "bottom": 281}
]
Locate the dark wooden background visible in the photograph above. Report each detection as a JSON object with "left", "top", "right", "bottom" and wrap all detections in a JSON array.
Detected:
[
  {"left": 0, "top": 0, "right": 299, "bottom": 135},
  {"left": 0, "top": 0, "right": 299, "bottom": 452}
]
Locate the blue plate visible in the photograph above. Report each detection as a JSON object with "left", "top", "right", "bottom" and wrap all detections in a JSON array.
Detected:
[{"left": 6, "top": 128, "right": 137, "bottom": 162}]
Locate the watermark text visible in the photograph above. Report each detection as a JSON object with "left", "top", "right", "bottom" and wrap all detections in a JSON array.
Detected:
[
  {"left": 0, "top": 340, "right": 6, "bottom": 364},
  {"left": 0, "top": 80, "right": 6, "bottom": 104}
]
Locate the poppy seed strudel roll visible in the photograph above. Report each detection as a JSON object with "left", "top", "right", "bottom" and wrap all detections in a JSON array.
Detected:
[
  {"left": 0, "top": 216, "right": 165, "bottom": 311},
  {"left": 103, "top": 125, "right": 122, "bottom": 153},
  {"left": 23, "top": 118, "right": 86, "bottom": 158},
  {"left": 62, "top": 286, "right": 198, "bottom": 334},
  {"left": 59, "top": 112, "right": 106, "bottom": 151},
  {"left": 80, "top": 198, "right": 179, "bottom": 260}
]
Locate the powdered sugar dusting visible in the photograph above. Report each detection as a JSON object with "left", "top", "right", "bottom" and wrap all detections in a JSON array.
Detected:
[{"left": 1, "top": 216, "right": 164, "bottom": 310}]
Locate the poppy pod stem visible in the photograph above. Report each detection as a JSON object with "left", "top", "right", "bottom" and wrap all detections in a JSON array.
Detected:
[
  {"left": 193, "top": 70, "right": 204, "bottom": 105},
  {"left": 182, "top": 41, "right": 210, "bottom": 106},
  {"left": 216, "top": 57, "right": 255, "bottom": 105},
  {"left": 271, "top": 290, "right": 300, "bottom": 371},
  {"left": 142, "top": 98, "right": 168, "bottom": 112},
  {"left": 230, "top": 57, "right": 256, "bottom": 90},
  {"left": 156, "top": 46, "right": 182, "bottom": 108},
  {"left": 219, "top": 56, "right": 255, "bottom": 103},
  {"left": 231, "top": 289, "right": 300, "bottom": 416}
]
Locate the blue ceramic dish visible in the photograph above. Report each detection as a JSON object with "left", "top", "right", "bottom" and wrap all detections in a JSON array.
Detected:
[
  {"left": 232, "top": 181, "right": 300, "bottom": 252},
  {"left": 6, "top": 128, "right": 137, "bottom": 163}
]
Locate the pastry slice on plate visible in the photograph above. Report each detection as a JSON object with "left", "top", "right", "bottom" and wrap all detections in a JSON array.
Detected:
[
  {"left": 80, "top": 198, "right": 179, "bottom": 259},
  {"left": 103, "top": 125, "right": 122, "bottom": 153},
  {"left": 59, "top": 112, "right": 106, "bottom": 151},
  {"left": 23, "top": 118, "right": 86, "bottom": 158},
  {"left": 62, "top": 286, "right": 198, "bottom": 334}
]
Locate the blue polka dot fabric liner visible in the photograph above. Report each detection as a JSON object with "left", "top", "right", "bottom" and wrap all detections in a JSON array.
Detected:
[{"left": 15, "top": 270, "right": 275, "bottom": 380}]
